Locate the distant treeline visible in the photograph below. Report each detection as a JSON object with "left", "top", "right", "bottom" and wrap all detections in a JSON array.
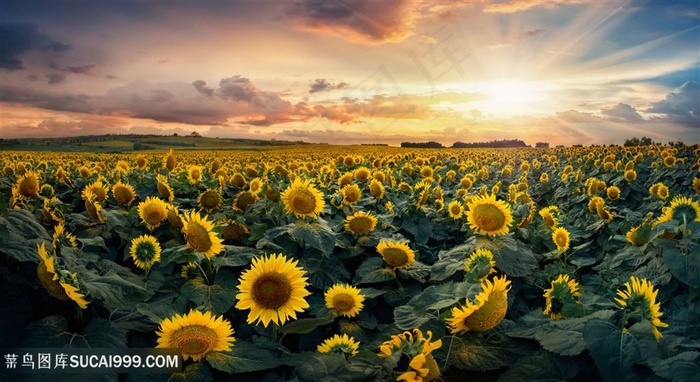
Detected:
[{"left": 400, "top": 139, "right": 530, "bottom": 148}]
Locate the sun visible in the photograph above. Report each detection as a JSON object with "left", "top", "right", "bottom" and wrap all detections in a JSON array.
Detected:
[{"left": 466, "top": 80, "right": 555, "bottom": 116}]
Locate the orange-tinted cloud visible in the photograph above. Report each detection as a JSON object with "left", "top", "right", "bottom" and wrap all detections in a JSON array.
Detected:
[{"left": 482, "top": 0, "right": 589, "bottom": 14}]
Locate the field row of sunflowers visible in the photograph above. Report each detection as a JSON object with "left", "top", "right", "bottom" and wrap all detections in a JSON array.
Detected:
[{"left": 1, "top": 144, "right": 699, "bottom": 381}]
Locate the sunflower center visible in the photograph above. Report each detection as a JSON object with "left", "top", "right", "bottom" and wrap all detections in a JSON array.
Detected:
[
  {"left": 191, "top": 169, "right": 202, "bottom": 180},
  {"left": 235, "top": 192, "right": 256, "bottom": 210},
  {"left": 290, "top": 191, "right": 316, "bottom": 214},
  {"left": 114, "top": 187, "right": 134, "bottom": 205},
  {"left": 36, "top": 263, "right": 69, "bottom": 300},
  {"left": 555, "top": 233, "right": 567, "bottom": 247},
  {"left": 186, "top": 222, "right": 213, "bottom": 253},
  {"left": 382, "top": 248, "right": 409, "bottom": 268},
  {"left": 331, "top": 293, "right": 356, "bottom": 313},
  {"left": 543, "top": 214, "right": 555, "bottom": 227},
  {"left": 463, "top": 291, "right": 508, "bottom": 331},
  {"left": 473, "top": 204, "right": 506, "bottom": 232},
  {"left": 344, "top": 190, "right": 359, "bottom": 204},
  {"left": 145, "top": 208, "right": 165, "bottom": 226},
  {"left": 200, "top": 191, "right": 220, "bottom": 209},
  {"left": 450, "top": 205, "right": 462, "bottom": 216},
  {"left": 348, "top": 217, "right": 373, "bottom": 234},
  {"left": 19, "top": 177, "right": 39, "bottom": 196},
  {"left": 251, "top": 272, "right": 293, "bottom": 309},
  {"left": 171, "top": 325, "right": 217, "bottom": 357}
]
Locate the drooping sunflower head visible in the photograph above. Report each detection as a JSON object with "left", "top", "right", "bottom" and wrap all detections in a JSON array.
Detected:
[
  {"left": 280, "top": 178, "right": 325, "bottom": 219},
  {"left": 188, "top": 165, "right": 204, "bottom": 184},
  {"left": 156, "top": 309, "right": 235, "bottom": 361},
  {"left": 16, "top": 171, "right": 40, "bottom": 197},
  {"left": 657, "top": 195, "right": 700, "bottom": 224},
  {"left": 138, "top": 196, "right": 168, "bottom": 231},
  {"left": 129, "top": 234, "right": 162, "bottom": 269},
  {"left": 378, "top": 328, "right": 442, "bottom": 382},
  {"left": 464, "top": 248, "right": 497, "bottom": 282},
  {"left": 52, "top": 223, "right": 78, "bottom": 250},
  {"left": 232, "top": 191, "right": 258, "bottom": 212},
  {"left": 369, "top": 179, "right": 385, "bottom": 199},
  {"left": 198, "top": 189, "right": 223, "bottom": 212},
  {"left": 222, "top": 221, "right": 249, "bottom": 242},
  {"left": 466, "top": 193, "right": 513, "bottom": 236},
  {"left": 164, "top": 149, "right": 177, "bottom": 172},
  {"left": 235, "top": 253, "right": 311, "bottom": 327},
  {"left": 447, "top": 200, "right": 464, "bottom": 219},
  {"left": 588, "top": 196, "right": 604, "bottom": 213},
  {"left": 42, "top": 196, "right": 64, "bottom": 225},
  {"left": 538, "top": 206, "right": 559, "bottom": 229},
  {"left": 36, "top": 243, "right": 66, "bottom": 300},
  {"left": 596, "top": 201, "right": 613, "bottom": 222},
  {"left": 626, "top": 219, "right": 654, "bottom": 246},
  {"left": 181, "top": 210, "right": 224, "bottom": 259},
  {"left": 136, "top": 155, "right": 148, "bottom": 169},
  {"left": 156, "top": 174, "right": 175, "bottom": 202},
  {"left": 317, "top": 333, "right": 360, "bottom": 357},
  {"left": 344, "top": 211, "right": 378, "bottom": 235},
  {"left": 325, "top": 284, "right": 365, "bottom": 318},
  {"left": 614, "top": 276, "right": 668, "bottom": 341},
  {"left": 112, "top": 181, "right": 136, "bottom": 206},
  {"left": 377, "top": 240, "right": 416, "bottom": 269},
  {"left": 385, "top": 200, "right": 395, "bottom": 216},
  {"left": 448, "top": 275, "right": 511, "bottom": 333},
  {"left": 543, "top": 274, "right": 582, "bottom": 320},
  {"left": 552, "top": 227, "right": 571, "bottom": 252},
  {"left": 340, "top": 183, "right": 362, "bottom": 205}
]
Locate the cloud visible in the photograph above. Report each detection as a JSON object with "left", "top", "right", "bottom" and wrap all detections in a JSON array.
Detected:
[
  {"left": 600, "top": 103, "right": 644, "bottom": 123},
  {"left": 45, "top": 73, "right": 66, "bottom": 85},
  {"left": 482, "top": 0, "right": 589, "bottom": 14},
  {"left": 218, "top": 76, "right": 258, "bottom": 102},
  {"left": 192, "top": 80, "right": 214, "bottom": 96},
  {"left": 0, "top": 22, "right": 71, "bottom": 71},
  {"left": 287, "top": 0, "right": 418, "bottom": 44},
  {"left": 309, "top": 78, "right": 348, "bottom": 93},
  {"left": 646, "top": 81, "right": 699, "bottom": 127}
]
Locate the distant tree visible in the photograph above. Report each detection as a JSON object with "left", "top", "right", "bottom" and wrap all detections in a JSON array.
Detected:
[
  {"left": 173, "top": 133, "right": 178, "bottom": 137},
  {"left": 401, "top": 141, "right": 444, "bottom": 148},
  {"left": 535, "top": 142, "right": 549, "bottom": 148},
  {"left": 133, "top": 141, "right": 144, "bottom": 150},
  {"left": 640, "top": 136, "right": 652, "bottom": 146}
]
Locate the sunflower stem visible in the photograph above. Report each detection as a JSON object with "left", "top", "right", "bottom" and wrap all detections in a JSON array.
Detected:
[
  {"left": 194, "top": 261, "right": 210, "bottom": 285},
  {"left": 443, "top": 335, "right": 455, "bottom": 370}
]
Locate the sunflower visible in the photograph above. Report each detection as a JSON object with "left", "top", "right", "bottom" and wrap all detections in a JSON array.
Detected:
[
  {"left": 344, "top": 211, "right": 378, "bottom": 235},
  {"left": 693, "top": 178, "right": 700, "bottom": 193},
  {"left": 198, "top": 189, "right": 223, "bottom": 212},
  {"left": 543, "top": 274, "right": 581, "bottom": 320},
  {"left": 235, "top": 253, "right": 311, "bottom": 327},
  {"left": 657, "top": 195, "right": 700, "bottom": 224},
  {"left": 538, "top": 206, "right": 558, "bottom": 229},
  {"left": 466, "top": 193, "right": 513, "bottom": 236},
  {"left": 188, "top": 165, "right": 204, "bottom": 184},
  {"left": 232, "top": 191, "right": 258, "bottom": 212},
  {"left": 61, "top": 279, "right": 89, "bottom": 309},
  {"left": 606, "top": 185, "right": 621, "bottom": 201},
  {"left": 353, "top": 166, "right": 371, "bottom": 182},
  {"left": 539, "top": 172, "right": 549, "bottom": 183},
  {"left": 40, "top": 183, "right": 55, "bottom": 198},
  {"left": 325, "top": 284, "right": 365, "bottom": 318},
  {"left": 552, "top": 227, "right": 571, "bottom": 252},
  {"left": 317, "top": 333, "right": 360, "bottom": 357},
  {"left": 129, "top": 234, "right": 162, "bottom": 269},
  {"left": 448, "top": 275, "right": 511, "bottom": 333},
  {"left": 42, "top": 197, "right": 64, "bottom": 225},
  {"left": 136, "top": 155, "right": 148, "bottom": 169},
  {"left": 596, "top": 201, "right": 613, "bottom": 222},
  {"left": 447, "top": 200, "right": 464, "bottom": 219},
  {"left": 248, "top": 177, "right": 264, "bottom": 195},
  {"left": 36, "top": 244, "right": 89, "bottom": 309},
  {"left": 182, "top": 210, "right": 224, "bottom": 259},
  {"left": 156, "top": 174, "right": 175, "bottom": 202},
  {"left": 377, "top": 240, "right": 416, "bottom": 269},
  {"left": 340, "top": 183, "right": 362, "bottom": 205},
  {"left": 166, "top": 203, "right": 184, "bottom": 230},
  {"left": 16, "top": 171, "right": 40, "bottom": 197},
  {"left": 112, "top": 181, "right": 136, "bottom": 206},
  {"left": 464, "top": 248, "right": 496, "bottom": 282},
  {"left": 378, "top": 328, "right": 442, "bottom": 382},
  {"left": 138, "top": 196, "right": 168, "bottom": 231},
  {"left": 369, "top": 179, "right": 385, "bottom": 199},
  {"left": 614, "top": 276, "right": 668, "bottom": 340},
  {"left": 385, "top": 200, "right": 395, "bottom": 216},
  {"left": 281, "top": 178, "right": 325, "bottom": 219},
  {"left": 52, "top": 223, "right": 78, "bottom": 249},
  {"left": 624, "top": 169, "right": 637, "bottom": 182},
  {"left": 588, "top": 196, "right": 604, "bottom": 213},
  {"left": 82, "top": 180, "right": 109, "bottom": 203},
  {"left": 230, "top": 174, "right": 246, "bottom": 189},
  {"left": 82, "top": 189, "right": 106, "bottom": 223},
  {"left": 222, "top": 221, "right": 249, "bottom": 242},
  {"left": 181, "top": 262, "right": 200, "bottom": 280},
  {"left": 164, "top": 149, "right": 177, "bottom": 172},
  {"left": 156, "top": 309, "right": 235, "bottom": 361}
]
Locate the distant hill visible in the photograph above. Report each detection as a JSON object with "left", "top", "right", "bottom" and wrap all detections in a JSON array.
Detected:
[{"left": 0, "top": 134, "right": 321, "bottom": 153}]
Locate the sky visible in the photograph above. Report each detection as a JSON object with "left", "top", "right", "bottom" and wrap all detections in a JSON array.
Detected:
[{"left": 1, "top": 0, "right": 698, "bottom": 146}]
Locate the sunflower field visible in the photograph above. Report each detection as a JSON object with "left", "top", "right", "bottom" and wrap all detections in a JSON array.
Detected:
[{"left": 1, "top": 144, "right": 699, "bottom": 382}]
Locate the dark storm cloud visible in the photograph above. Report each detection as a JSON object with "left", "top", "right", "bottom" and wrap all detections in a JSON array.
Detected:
[
  {"left": 647, "top": 81, "right": 699, "bottom": 128},
  {"left": 600, "top": 103, "right": 644, "bottom": 123},
  {"left": 309, "top": 78, "right": 348, "bottom": 93},
  {"left": 0, "top": 22, "right": 71, "bottom": 71},
  {"left": 0, "top": 84, "right": 92, "bottom": 112}
]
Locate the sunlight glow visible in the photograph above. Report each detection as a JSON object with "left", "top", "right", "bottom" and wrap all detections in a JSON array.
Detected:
[{"left": 466, "top": 81, "right": 557, "bottom": 117}]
